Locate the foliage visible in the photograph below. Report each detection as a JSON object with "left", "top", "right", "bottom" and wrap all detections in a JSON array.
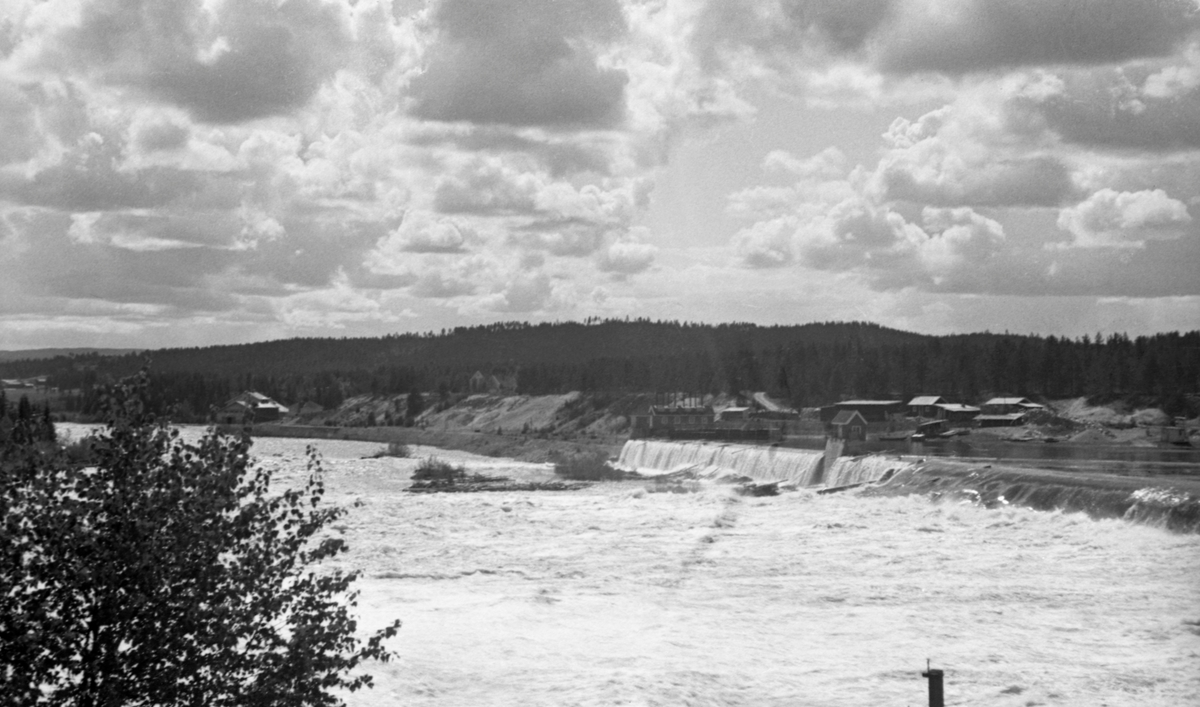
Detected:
[
  {"left": 550, "top": 450, "right": 626, "bottom": 481},
  {"left": 0, "top": 371, "right": 401, "bottom": 706},
  {"left": 6, "top": 321, "right": 1200, "bottom": 415},
  {"left": 405, "top": 389, "right": 425, "bottom": 424},
  {"left": 370, "top": 442, "right": 412, "bottom": 459},
  {"left": 411, "top": 456, "right": 466, "bottom": 482}
]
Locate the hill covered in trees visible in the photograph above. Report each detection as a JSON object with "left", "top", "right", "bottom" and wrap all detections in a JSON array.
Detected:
[{"left": 2, "top": 319, "right": 1197, "bottom": 420}]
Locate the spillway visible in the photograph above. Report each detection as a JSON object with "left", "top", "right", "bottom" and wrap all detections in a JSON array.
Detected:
[
  {"left": 617, "top": 440, "right": 1200, "bottom": 532},
  {"left": 617, "top": 440, "right": 912, "bottom": 488},
  {"left": 617, "top": 439, "right": 826, "bottom": 485}
]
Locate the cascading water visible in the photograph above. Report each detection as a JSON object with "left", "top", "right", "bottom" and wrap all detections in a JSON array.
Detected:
[
  {"left": 825, "top": 455, "right": 916, "bottom": 488},
  {"left": 618, "top": 440, "right": 827, "bottom": 486},
  {"left": 866, "top": 461, "right": 1200, "bottom": 534},
  {"left": 617, "top": 441, "right": 1200, "bottom": 532}
]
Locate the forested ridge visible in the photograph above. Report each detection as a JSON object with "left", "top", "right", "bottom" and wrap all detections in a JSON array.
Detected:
[{"left": 3, "top": 320, "right": 1198, "bottom": 419}]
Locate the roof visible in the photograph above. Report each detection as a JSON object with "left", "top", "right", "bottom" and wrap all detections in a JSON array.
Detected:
[
  {"left": 936, "top": 403, "right": 980, "bottom": 412},
  {"left": 831, "top": 410, "right": 867, "bottom": 425},
  {"left": 720, "top": 407, "right": 751, "bottom": 413},
  {"left": 651, "top": 405, "right": 712, "bottom": 415},
  {"left": 976, "top": 413, "right": 1026, "bottom": 421},
  {"left": 983, "top": 397, "right": 1030, "bottom": 406},
  {"left": 228, "top": 391, "right": 288, "bottom": 413},
  {"left": 1016, "top": 402, "right": 1045, "bottom": 409},
  {"left": 749, "top": 392, "right": 792, "bottom": 412},
  {"left": 836, "top": 400, "right": 903, "bottom": 406},
  {"left": 909, "top": 396, "right": 945, "bottom": 406}
]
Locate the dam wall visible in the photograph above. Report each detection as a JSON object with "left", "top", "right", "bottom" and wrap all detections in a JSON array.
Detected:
[{"left": 617, "top": 439, "right": 911, "bottom": 488}]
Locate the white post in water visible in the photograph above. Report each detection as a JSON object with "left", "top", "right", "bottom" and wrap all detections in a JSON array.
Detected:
[{"left": 921, "top": 660, "right": 944, "bottom": 707}]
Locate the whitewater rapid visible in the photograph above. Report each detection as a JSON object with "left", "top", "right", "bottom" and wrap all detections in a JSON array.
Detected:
[
  {"left": 51, "top": 426, "right": 1200, "bottom": 705},
  {"left": 616, "top": 439, "right": 913, "bottom": 488}
]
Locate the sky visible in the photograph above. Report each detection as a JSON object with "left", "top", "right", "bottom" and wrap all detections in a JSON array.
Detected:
[{"left": 0, "top": 0, "right": 1198, "bottom": 350}]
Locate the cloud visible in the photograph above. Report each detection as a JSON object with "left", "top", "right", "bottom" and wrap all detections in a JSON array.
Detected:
[
  {"left": 3, "top": 130, "right": 205, "bottom": 211},
  {"left": 873, "top": 97, "right": 1079, "bottom": 208},
  {"left": 1017, "top": 65, "right": 1200, "bottom": 151},
  {"left": 879, "top": 0, "right": 1199, "bottom": 75},
  {"left": 409, "top": 0, "right": 628, "bottom": 127},
  {"left": 15, "top": 0, "right": 353, "bottom": 123},
  {"left": 390, "top": 211, "right": 474, "bottom": 253},
  {"left": 732, "top": 218, "right": 795, "bottom": 268},
  {"left": 479, "top": 270, "right": 558, "bottom": 313},
  {"left": 597, "top": 228, "right": 657, "bottom": 274},
  {"left": 1056, "top": 188, "right": 1192, "bottom": 248},
  {"left": 916, "top": 206, "right": 1005, "bottom": 277}
]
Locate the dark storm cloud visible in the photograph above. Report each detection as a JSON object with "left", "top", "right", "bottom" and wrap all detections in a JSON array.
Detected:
[
  {"left": 36, "top": 0, "right": 350, "bottom": 123},
  {"left": 880, "top": 0, "right": 1199, "bottom": 75},
  {"left": 409, "top": 0, "right": 629, "bottom": 127}
]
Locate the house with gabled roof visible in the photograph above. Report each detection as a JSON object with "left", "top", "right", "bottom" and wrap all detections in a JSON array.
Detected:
[
  {"left": 908, "top": 396, "right": 946, "bottom": 417},
  {"left": 934, "top": 403, "right": 981, "bottom": 422},
  {"left": 829, "top": 409, "right": 868, "bottom": 440},
  {"left": 215, "top": 391, "right": 289, "bottom": 425},
  {"left": 981, "top": 397, "right": 1044, "bottom": 415}
]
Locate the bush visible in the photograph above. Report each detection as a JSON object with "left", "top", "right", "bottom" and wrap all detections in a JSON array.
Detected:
[
  {"left": 411, "top": 456, "right": 466, "bottom": 482},
  {"left": 551, "top": 450, "right": 626, "bottom": 481},
  {"left": 371, "top": 441, "right": 412, "bottom": 459},
  {"left": 0, "top": 372, "right": 401, "bottom": 706}
]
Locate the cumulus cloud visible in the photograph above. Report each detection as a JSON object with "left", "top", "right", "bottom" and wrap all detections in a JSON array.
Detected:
[
  {"left": 390, "top": 211, "right": 474, "bottom": 253},
  {"left": 597, "top": 229, "right": 657, "bottom": 275},
  {"left": 1011, "top": 64, "right": 1200, "bottom": 151},
  {"left": 879, "top": 0, "right": 1199, "bottom": 75},
  {"left": 14, "top": 0, "right": 352, "bottom": 123},
  {"left": 873, "top": 97, "right": 1078, "bottom": 208},
  {"left": 2, "top": 0, "right": 1199, "bottom": 347},
  {"left": 409, "top": 0, "right": 628, "bottom": 127},
  {"left": 1056, "top": 188, "right": 1192, "bottom": 248}
]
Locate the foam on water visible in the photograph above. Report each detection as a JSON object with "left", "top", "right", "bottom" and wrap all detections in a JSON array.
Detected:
[
  {"left": 617, "top": 440, "right": 826, "bottom": 485},
  {"left": 824, "top": 455, "right": 915, "bottom": 488},
  {"left": 868, "top": 461, "right": 1200, "bottom": 533}
]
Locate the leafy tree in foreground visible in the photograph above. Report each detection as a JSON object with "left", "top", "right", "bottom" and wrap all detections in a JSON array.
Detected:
[{"left": 0, "top": 372, "right": 401, "bottom": 706}]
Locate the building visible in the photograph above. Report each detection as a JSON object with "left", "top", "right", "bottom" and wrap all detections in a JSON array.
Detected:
[
  {"left": 821, "top": 400, "right": 905, "bottom": 423},
  {"left": 908, "top": 396, "right": 946, "bottom": 417},
  {"left": 829, "top": 410, "right": 868, "bottom": 440},
  {"left": 976, "top": 413, "right": 1027, "bottom": 427},
  {"left": 215, "top": 391, "right": 289, "bottom": 425},
  {"left": 1161, "top": 422, "right": 1192, "bottom": 445},
  {"left": 717, "top": 406, "right": 751, "bottom": 422},
  {"left": 649, "top": 404, "right": 715, "bottom": 429},
  {"left": 981, "top": 397, "right": 1045, "bottom": 415},
  {"left": 934, "top": 403, "right": 981, "bottom": 422}
]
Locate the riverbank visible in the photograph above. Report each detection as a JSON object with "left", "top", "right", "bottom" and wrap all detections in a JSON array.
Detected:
[{"left": 242, "top": 422, "right": 626, "bottom": 464}]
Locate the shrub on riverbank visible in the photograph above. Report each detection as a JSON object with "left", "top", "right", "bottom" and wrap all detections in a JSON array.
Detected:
[{"left": 550, "top": 449, "right": 627, "bottom": 481}]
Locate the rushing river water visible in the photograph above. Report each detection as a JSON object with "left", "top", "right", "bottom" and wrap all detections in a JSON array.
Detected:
[
  {"left": 47, "top": 425, "right": 1200, "bottom": 705},
  {"left": 872, "top": 437, "right": 1200, "bottom": 477}
]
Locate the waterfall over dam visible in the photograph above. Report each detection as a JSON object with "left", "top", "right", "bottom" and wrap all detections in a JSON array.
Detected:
[
  {"left": 617, "top": 440, "right": 911, "bottom": 488},
  {"left": 617, "top": 440, "right": 1200, "bottom": 532}
]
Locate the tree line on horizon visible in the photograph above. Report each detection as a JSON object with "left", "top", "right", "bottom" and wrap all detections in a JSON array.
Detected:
[{"left": 2, "top": 320, "right": 1197, "bottom": 420}]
